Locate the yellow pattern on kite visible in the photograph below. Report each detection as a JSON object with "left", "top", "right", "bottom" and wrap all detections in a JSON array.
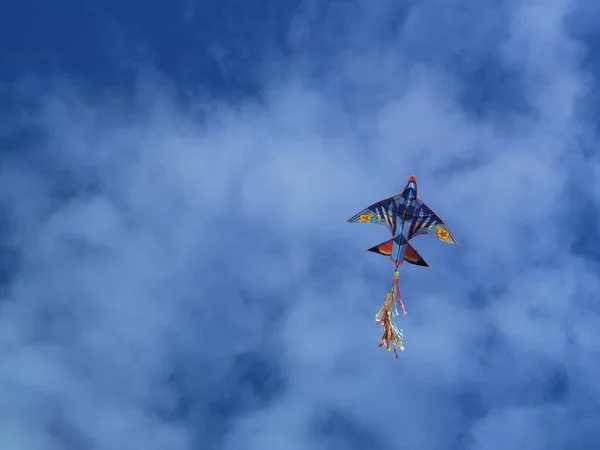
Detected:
[
  {"left": 435, "top": 225, "right": 452, "bottom": 243},
  {"left": 357, "top": 213, "right": 375, "bottom": 223}
]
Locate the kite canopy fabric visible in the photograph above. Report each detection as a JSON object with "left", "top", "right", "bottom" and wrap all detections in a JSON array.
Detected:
[{"left": 347, "top": 175, "right": 460, "bottom": 357}]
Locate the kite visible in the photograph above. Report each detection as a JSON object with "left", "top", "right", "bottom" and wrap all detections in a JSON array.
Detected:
[{"left": 347, "top": 175, "right": 460, "bottom": 357}]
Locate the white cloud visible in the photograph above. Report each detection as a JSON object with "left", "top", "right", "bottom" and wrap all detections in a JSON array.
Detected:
[{"left": 1, "top": 0, "right": 598, "bottom": 449}]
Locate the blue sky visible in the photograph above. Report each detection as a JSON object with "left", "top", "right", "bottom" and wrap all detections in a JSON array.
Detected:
[{"left": 1, "top": 0, "right": 600, "bottom": 449}]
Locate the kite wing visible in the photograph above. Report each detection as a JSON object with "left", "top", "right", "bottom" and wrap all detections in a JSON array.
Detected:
[
  {"left": 346, "top": 194, "right": 401, "bottom": 233},
  {"left": 409, "top": 199, "right": 460, "bottom": 245}
]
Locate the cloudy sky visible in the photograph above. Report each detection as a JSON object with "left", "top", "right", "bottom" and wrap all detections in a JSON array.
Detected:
[{"left": 1, "top": 0, "right": 600, "bottom": 449}]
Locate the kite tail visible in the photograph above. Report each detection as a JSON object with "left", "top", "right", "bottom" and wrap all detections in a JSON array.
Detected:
[
  {"left": 375, "top": 270, "right": 407, "bottom": 358},
  {"left": 393, "top": 269, "right": 407, "bottom": 316}
]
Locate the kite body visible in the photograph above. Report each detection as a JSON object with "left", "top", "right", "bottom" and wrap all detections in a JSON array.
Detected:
[{"left": 347, "top": 175, "right": 460, "bottom": 357}]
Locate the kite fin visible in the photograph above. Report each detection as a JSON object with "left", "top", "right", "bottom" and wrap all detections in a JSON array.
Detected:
[
  {"left": 367, "top": 240, "right": 429, "bottom": 267},
  {"left": 404, "top": 243, "right": 429, "bottom": 267},
  {"left": 366, "top": 238, "right": 394, "bottom": 257}
]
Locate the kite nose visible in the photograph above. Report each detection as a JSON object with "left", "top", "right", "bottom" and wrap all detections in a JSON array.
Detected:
[{"left": 409, "top": 175, "right": 417, "bottom": 183}]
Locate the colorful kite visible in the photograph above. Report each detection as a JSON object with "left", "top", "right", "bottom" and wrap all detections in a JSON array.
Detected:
[{"left": 347, "top": 175, "right": 460, "bottom": 357}]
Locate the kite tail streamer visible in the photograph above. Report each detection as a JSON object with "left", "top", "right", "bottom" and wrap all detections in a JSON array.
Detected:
[
  {"left": 375, "top": 269, "right": 407, "bottom": 358},
  {"left": 375, "top": 295, "right": 404, "bottom": 358},
  {"left": 393, "top": 269, "right": 407, "bottom": 316}
]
